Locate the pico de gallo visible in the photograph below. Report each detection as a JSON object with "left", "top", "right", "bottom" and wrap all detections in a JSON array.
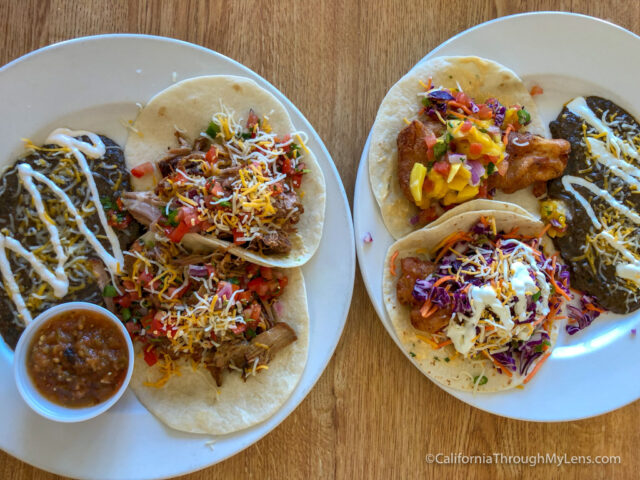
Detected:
[{"left": 108, "top": 232, "right": 297, "bottom": 387}]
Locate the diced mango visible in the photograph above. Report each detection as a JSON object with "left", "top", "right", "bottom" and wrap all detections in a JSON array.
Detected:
[
  {"left": 448, "top": 166, "right": 471, "bottom": 191},
  {"left": 409, "top": 163, "right": 427, "bottom": 204},
  {"left": 442, "top": 184, "right": 479, "bottom": 206}
]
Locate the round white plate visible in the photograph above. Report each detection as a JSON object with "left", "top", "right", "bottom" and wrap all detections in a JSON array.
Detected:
[
  {"left": 354, "top": 12, "right": 640, "bottom": 421},
  {"left": 0, "top": 35, "right": 355, "bottom": 479}
]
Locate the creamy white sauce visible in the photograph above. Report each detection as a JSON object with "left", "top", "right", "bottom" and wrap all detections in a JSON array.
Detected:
[
  {"left": 587, "top": 138, "right": 640, "bottom": 189},
  {"left": 510, "top": 261, "right": 537, "bottom": 322},
  {"left": 567, "top": 96, "right": 638, "bottom": 160},
  {"left": 0, "top": 129, "right": 124, "bottom": 324}
]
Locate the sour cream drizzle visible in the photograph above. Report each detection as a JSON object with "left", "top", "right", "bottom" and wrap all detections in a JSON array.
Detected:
[{"left": 0, "top": 129, "right": 124, "bottom": 324}]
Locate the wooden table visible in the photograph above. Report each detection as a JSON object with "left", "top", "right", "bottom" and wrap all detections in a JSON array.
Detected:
[{"left": 1, "top": 1, "right": 639, "bottom": 478}]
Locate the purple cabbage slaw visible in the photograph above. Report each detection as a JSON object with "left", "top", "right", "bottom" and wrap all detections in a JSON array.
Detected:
[{"left": 410, "top": 220, "right": 570, "bottom": 376}]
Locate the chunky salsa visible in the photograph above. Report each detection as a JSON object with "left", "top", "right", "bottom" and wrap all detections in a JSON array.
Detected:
[{"left": 27, "top": 309, "right": 129, "bottom": 407}]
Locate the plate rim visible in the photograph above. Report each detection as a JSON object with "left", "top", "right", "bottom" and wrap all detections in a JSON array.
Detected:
[
  {"left": 0, "top": 33, "right": 356, "bottom": 478},
  {"left": 354, "top": 11, "right": 640, "bottom": 422}
]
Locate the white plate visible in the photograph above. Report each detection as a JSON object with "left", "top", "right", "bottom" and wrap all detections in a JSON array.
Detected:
[
  {"left": 0, "top": 35, "right": 355, "bottom": 479},
  {"left": 354, "top": 12, "right": 640, "bottom": 421}
]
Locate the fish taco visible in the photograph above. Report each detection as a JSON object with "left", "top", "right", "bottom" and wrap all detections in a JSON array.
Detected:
[
  {"left": 124, "top": 75, "right": 326, "bottom": 268},
  {"left": 383, "top": 210, "right": 569, "bottom": 391},
  {"left": 369, "top": 56, "right": 570, "bottom": 239}
]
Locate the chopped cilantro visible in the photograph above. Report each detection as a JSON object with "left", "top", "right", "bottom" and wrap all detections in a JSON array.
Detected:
[
  {"left": 229, "top": 277, "right": 239, "bottom": 285},
  {"left": 409, "top": 351, "right": 416, "bottom": 357},
  {"left": 206, "top": 121, "right": 220, "bottom": 138},
  {"left": 422, "top": 97, "right": 432, "bottom": 108},
  {"left": 100, "top": 196, "right": 116, "bottom": 210},
  {"left": 444, "top": 357, "right": 450, "bottom": 363},
  {"left": 240, "top": 132, "right": 252, "bottom": 140},
  {"left": 479, "top": 127, "right": 488, "bottom": 134},
  {"left": 535, "top": 340, "right": 551, "bottom": 353},
  {"left": 473, "top": 375, "right": 488, "bottom": 385},
  {"left": 487, "top": 162, "right": 496, "bottom": 175},
  {"left": 301, "top": 169, "right": 312, "bottom": 173},
  {"left": 103, "top": 285, "right": 118, "bottom": 298},
  {"left": 121, "top": 308, "right": 132, "bottom": 321},
  {"left": 532, "top": 291, "right": 541, "bottom": 302},
  {"left": 433, "top": 140, "right": 448, "bottom": 159},
  {"left": 167, "top": 209, "right": 180, "bottom": 227},
  {"left": 246, "top": 328, "right": 257, "bottom": 338},
  {"left": 219, "top": 200, "right": 231, "bottom": 207},
  {"left": 517, "top": 108, "right": 531, "bottom": 126}
]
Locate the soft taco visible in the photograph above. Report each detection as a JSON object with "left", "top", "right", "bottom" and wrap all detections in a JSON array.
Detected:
[
  {"left": 124, "top": 75, "right": 326, "bottom": 268},
  {"left": 106, "top": 231, "right": 308, "bottom": 435},
  {"left": 383, "top": 209, "right": 570, "bottom": 391},
  {"left": 369, "top": 55, "right": 570, "bottom": 239}
]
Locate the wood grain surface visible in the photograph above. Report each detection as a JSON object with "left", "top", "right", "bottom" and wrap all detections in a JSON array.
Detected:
[{"left": 1, "top": 1, "right": 639, "bottom": 479}]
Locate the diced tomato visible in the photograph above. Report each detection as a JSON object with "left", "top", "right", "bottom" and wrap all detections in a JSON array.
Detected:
[
  {"left": 469, "top": 143, "right": 483, "bottom": 156},
  {"left": 247, "top": 109, "right": 260, "bottom": 130},
  {"left": 454, "top": 91, "right": 471, "bottom": 107},
  {"left": 150, "top": 316, "right": 167, "bottom": 336},
  {"left": 209, "top": 181, "right": 224, "bottom": 197},
  {"left": 122, "top": 280, "right": 136, "bottom": 291},
  {"left": 530, "top": 85, "right": 544, "bottom": 96},
  {"left": 460, "top": 120, "right": 473, "bottom": 133},
  {"left": 282, "top": 156, "right": 293, "bottom": 175},
  {"left": 131, "top": 162, "right": 155, "bottom": 178},
  {"left": 143, "top": 346, "right": 158, "bottom": 366},
  {"left": 124, "top": 321, "right": 139, "bottom": 337},
  {"left": 423, "top": 131, "right": 437, "bottom": 149},
  {"left": 139, "top": 271, "right": 154, "bottom": 285},
  {"left": 422, "top": 178, "right": 434, "bottom": 192},
  {"left": 292, "top": 173, "right": 303, "bottom": 189},
  {"left": 205, "top": 146, "right": 218, "bottom": 164},
  {"left": 233, "top": 229, "right": 244, "bottom": 245},
  {"left": 278, "top": 276, "right": 288, "bottom": 290},
  {"left": 236, "top": 291, "right": 253, "bottom": 303},
  {"left": 483, "top": 154, "right": 500, "bottom": 166},
  {"left": 248, "top": 277, "right": 269, "bottom": 297},
  {"left": 230, "top": 322, "right": 247, "bottom": 335},
  {"left": 478, "top": 183, "right": 488, "bottom": 199},
  {"left": 477, "top": 104, "right": 493, "bottom": 120},
  {"left": 115, "top": 294, "right": 132, "bottom": 308},
  {"left": 271, "top": 182, "right": 283, "bottom": 196},
  {"left": 244, "top": 303, "right": 262, "bottom": 321},
  {"left": 107, "top": 211, "right": 133, "bottom": 229},
  {"left": 433, "top": 160, "right": 450, "bottom": 177},
  {"left": 260, "top": 266, "right": 273, "bottom": 280},
  {"left": 168, "top": 221, "right": 190, "bottom": 242},
  {"left": 140, "top": 312, "right": 154, "bottom": 329}
]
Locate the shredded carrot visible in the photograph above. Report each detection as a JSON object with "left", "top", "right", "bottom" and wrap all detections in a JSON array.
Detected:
[
  {"left": 416, "top": 334, "right": 438, "bottom": 349},
  {"left": 502, "top": 124, "right": 514, "bottom": 145},
  {"left": 448, "top": 100, "right": 473, "bottom": 115},
  {"left": 419, "top": 300, "right": 434, "bottom": 317},
  {"left": 426, "top": 77, "right": 432, "bottom": 90},
  {"left": 482, "top": 350, "right": 513, "bottom": 377},
  {"left": 530, "top": 85, "right": 544, "bottom": 96},
  {"left": 447, "top": 110, "right": 484, "bottom": 125},
  {"left": 585, "top": 303, "right": 605, "bottom": 313},
  {"left": 434, "top": 232, "right": 472, "bottom": 261},
  {"left": 523, "top": 351, "right": 551, "bottom": 384},
  {"left": 480, "top": 216, "right": 489, "bottom": 227},
  {"left": 548, "top": 256, "right": 572, "bottom": 301},
  {"left": 435, "top": 339, "right": 452, "bottom": 349},
  {"left": 432, "top": 275, "right": 456, "bottom": 288},
  {"left": 390, "top": 251, "right": 399, "bottom": 276},
  {"left": 537, "top": 223, "right": 551, "bottom": 239}
]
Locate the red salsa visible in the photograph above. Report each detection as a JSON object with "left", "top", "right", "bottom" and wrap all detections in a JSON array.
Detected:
[{"left": 27, "top": 309, "right": 129, "bottom": 408}]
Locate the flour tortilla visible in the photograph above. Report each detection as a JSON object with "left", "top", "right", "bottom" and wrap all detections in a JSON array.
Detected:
[
  {"left": 130, "top": 267, "right": 309, "bottom": 435},
  {"left": 368, "top": 56, "right": 546, "bottom": 239},
  {"left": 383, "top": 210, "right": 558, "bottom": 392},
  {"left": 125, "top": 75, "right": 326, "bottom": 268}
]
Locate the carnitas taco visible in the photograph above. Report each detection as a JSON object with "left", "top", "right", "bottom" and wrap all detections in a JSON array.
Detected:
[
  {"left": 106, "top": 232, "right": 308, "bottom": 435},
  {"left": 123, "top": 75, "right": 326, "bottom": 268},
  {"left": 369, "top": 56, "right": 570, "bottom": 239},
  {"left": 383, "top": 210, "right": 570, "bottom": 391}
]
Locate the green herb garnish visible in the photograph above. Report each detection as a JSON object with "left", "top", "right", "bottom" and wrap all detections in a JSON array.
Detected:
[
  {"left": 219, "top": 200, "right": 231, "bottom": 207},
  {"left": 229, "top": 277, "right": 239, "bottom": 285},
  {"left": 206, "top": 121, "right": 220, "bottom": 138},
  {"left": 121, "top": 308, "right": 132, "bottom": 321},
  {"left": 487, "top": 162, "right": 496, "bottom": 175},
  {"left": 167, "top": 209, "right": 180, "bottom": 227},
  {"left": 422, "top": 97, "right": 432, "bottom": 108},
  {"left": 409, "top": 351, "right": 416, "bottom": 357},
  {"left": 246, "top": 328, "right": 257, "bottom": 338},
  {"left": 100, "top": 196, "right": 116, "bottom": 210},
  {"left": 517, "top": 107, "right": 531, "bottom": 126},
  {"left": 240, "top": 132, "right": 252, "bottom": 140},
  {"left": 444, "top": 357, "right": 450, "bottom": 363},
  {"left": 473, "top": 375, "right": 488, "bottom": 385},
  {"left": 103, "top": 285, "right": 118, "bottom": 298},
  {"left": 532, "top": 291, "right": 541, "bottom": 302},
  {"left": 535, "top": 340, "right": 551, "bottom": 353}
]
